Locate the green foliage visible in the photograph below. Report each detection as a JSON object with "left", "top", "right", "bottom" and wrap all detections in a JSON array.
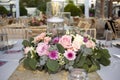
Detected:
[
  {"left": 0, "top": 6, "right": 8, "bottom": 15},
  {"left": 20, "top": 0, "right": 51, "bottom": 14},
  {"left": 79, "top": 4, "right": 85, "bottom": 14},
  {"left": 67, "top": 0, "right": 74, "bottom": 4},
  {"left": 100, "top": 49, "right": 111, "bottom": 58},
  {"left": 21, "top": 33, "right": 111, "bottom": 73},
  {"left": 38, "top": 3, "right": 46, "bottom": 14},
  {"left": 64, "top": 3, "right": 82, "bottom": 16},
  {"left": 88, "top": 65, "right": 98, "bottom": 72},
  {"left": 22, "top": 40, "right": 31, "bottom": 47},
  {"left": 20, "top": 0, "right": 38, "bottom": 7},
  {"left": 22, "top": 37, "right": 35, "bottom": 48},
  {"left": 56, "top": 44, "right": 65, "bottom": 53},
  {"left": 46, "top": 59, "right": 59, "bottom": 72},
  {"left": 99, "top": 57, "right": 111, "bottom": 66},
  {"left": 73, "top": 47, "right": 111, "bottom": 72},
  {"left": 37, "top": 0, "right": 51, "bottom": 14},
  {"left": 20, "top": 6, "right": 27, "bottom": 16},
  {"left": 89, "top": 8, "right": 95, "bottom": 17},
  {"left": 76, "top": 55, "right": 86, "bottom": 67},
  {"left": 23, "top": 58, "right": 37, "bottom": 70}
]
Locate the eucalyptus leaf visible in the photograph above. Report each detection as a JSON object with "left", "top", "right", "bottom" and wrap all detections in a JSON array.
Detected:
[
  {"left": 65, "top": 64, "right": 69, "bottom": 69},
  {"left": 83, "top": 48, "right": 93, "bottom": 56},
  {"left": 39, "top": 56, "right": 48, "bottom": 65},
  {"left": 49, "top": 45, "right": 58, "bottom": 51},
  {"left": 41, "top": 55, "right": 48, "bottom": 61},
  {"left": 40, "top": 60, "right": 46, "bottom": 65},
  {"left": 68, "top": 61, "right": 74, "bottom": 66},
  {"left": 68, "top": 66, "right": 73, "bottom": 71}
]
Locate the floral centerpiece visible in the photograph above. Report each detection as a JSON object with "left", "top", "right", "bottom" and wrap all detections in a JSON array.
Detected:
[
  {"left": 28, "top": 14, "right": 47, "bottom": 26},
  {"left": 21, "top": 32, "right": 111, "bottom": 73}
]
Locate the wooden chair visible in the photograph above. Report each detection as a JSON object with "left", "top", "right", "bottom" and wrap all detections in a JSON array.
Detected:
[
  {"left": 77, "top": 21, "right": 91, "bottom": 29},
  {"left": 77, "top": 21, "right": 96, "bottom": 39},
  {"left": 1, "top": 27, "right": 29, "bottom": 40},
  {"left": 106, "top": 21, "right": 117, "bottom": 39},
  {"left": 114, "top": 21, "right": 120, "bottom": 38},
  {"left": 79, "top": 28, "right": 96, "bottom": 39},
  {"left": 28, "top": 26, "right": 47, "bottom": 37}
]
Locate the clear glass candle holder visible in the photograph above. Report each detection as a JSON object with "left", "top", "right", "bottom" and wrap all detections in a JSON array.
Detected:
[
  {"left": 0, "top": 33, "right": 8, "bottom": 51},
  {"left": 105, "top": 30, "right": 113, "bottom": 47},
  {"left": 46, "top": 1, "right": 64, "bottom": 18},
  {"left": 68, "top": 68, "right": 88, "bottom": 80}
]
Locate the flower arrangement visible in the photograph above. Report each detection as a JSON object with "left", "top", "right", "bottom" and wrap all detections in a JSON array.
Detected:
[
  {"left": 28, "top": 15, "right": 47, "bottom": 26},
  {"left": 21, "top": 32, "right": 111, "bottom": 73}
]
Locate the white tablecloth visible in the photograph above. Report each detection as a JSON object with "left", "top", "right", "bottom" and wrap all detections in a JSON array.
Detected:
[
  {"left": 97, "top": 39, "right": 120, "bottom": 80},
  {"left": 0, "top": 39, "right": 24, "bottom": 80},
  {"left": 0, "top": 39, "right": 120, "bottom": 80}
]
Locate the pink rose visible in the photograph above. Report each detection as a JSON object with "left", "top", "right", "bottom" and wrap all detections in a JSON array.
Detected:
[
  {"left": 36, "top": 43, "right": 49, "bottom": 56},
  {"left": 59, "top": 35, "right": 72, "bottom": 49},
  {"left": 85, "top": 40, "right": 95, "bottom": 49},
  {"left": 44, "top": 37, "right": 51, "bottom": 44},
  {"left": 24, "top": 47, "right": 31, "bottom": 54},
  {"left": 34, "top": 32, "right": 46, "bottom": 42}
]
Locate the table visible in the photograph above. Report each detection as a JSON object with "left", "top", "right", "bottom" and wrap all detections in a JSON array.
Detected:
[
  {"left": 8, "top": 64, "right": 102, "bottom": 80},
  {"left": 0, "top": 39, "right": 120, "bottom": 80},
  {"left": 97, "top": 39, "right": 120, "bottom": 80},
  {"left": 0, "top": 39, "right": 24, "bottom": 80}
]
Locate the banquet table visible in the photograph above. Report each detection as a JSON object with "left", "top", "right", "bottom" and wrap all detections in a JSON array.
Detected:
[
  {"left": 0, "top": 39, "right": 120, "bottom": 80},
  {"left": 0, "top": 39, "right": 24, "bottom": 80}
]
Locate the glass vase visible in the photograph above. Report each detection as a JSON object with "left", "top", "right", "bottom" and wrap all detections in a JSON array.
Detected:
[
  {"left": 46, "top": 1, "right": 64, "bottom": 18},
  {"left": 46, "top": 1, "right": 65, "bottom": 37},
  {"left": 68, "top": 68, "right": 88, "bottom": 80},
  {"left": 105, "top": 30, "right": 113, "bottom": 47}
]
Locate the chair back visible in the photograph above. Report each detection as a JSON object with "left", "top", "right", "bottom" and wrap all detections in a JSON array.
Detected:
[
  {"left": 77, "top": 21, "right": 91, "bottom": 30},
  {"left": 1, "top": 27, "right": 28, "bottom": 40}
]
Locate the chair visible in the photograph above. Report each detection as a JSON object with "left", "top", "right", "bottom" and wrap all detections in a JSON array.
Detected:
[
  {"left": 28, "top": 26, "right": 47, "bottom": 37},
  {"left": 96, "top": 19, "right": 106, "bottom": 39},
  {"left": 80, "top": 28, "right": 96, "bottom": 39},
  {"left": 106, "top": 21, "right": 117, "bottom": 39},
  {"left": 77, "top": 21, "right": 96, "bottom": 39},
  {"left": 1, "top": 27, "right": 29, "bottom": 40},
  {"left": 77, "top": 21, "right": 91, "bottom": 30},
  {"left": 114, "top": 20, "right": 120, "bottom": 38}
]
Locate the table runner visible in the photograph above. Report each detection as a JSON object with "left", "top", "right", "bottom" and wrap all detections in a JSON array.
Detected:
[{"left": 9, "top": 64, "right": 102, "bottom": 80}]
